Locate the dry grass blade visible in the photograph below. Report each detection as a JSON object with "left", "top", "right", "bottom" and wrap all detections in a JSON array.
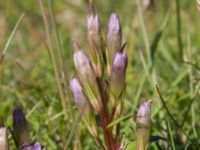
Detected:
[
  {"left": 38, "top": 0, "right": 68, "bottom": 120},
  {"left": 0, "top": 12, "right": 25, "bottom": 62}
]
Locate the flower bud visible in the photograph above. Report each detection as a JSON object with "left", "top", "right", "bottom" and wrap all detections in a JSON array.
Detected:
[
  {"left": 72, "top": 41, "right": 103, "bottom": 77},
  {"left": 0, "top": 127, "right": 8, "bottom": 150},
  {"left": 69, "top": 77, "right": 99, "bottom": 137},
  {"left": 69, "top": 77, "right": 90, "bottom": 113},
  {"left": 110, "top": 51, "right": 127, "bottom": 99},
  {"left": 13, "top": 108, "right": 30, "bottom": 147},
  {"left": 87, "top": 4, "right": 104, "bottom": 77},
  {"left": 106, "top": 13, "right": 122, "bottom": 66},
  {"left": 136, "top": 101, "right": 151, "bottom": 150},
  {"left": 87, "top": 3, "right": 103, "bottom": 56},
  {"left": 73, "top": 50, "right": 102, "bottom": 112},
  {"left": 73, "top": 50, "right": 95, "bottom": 81},
  {"left": 136, "top": 101, "right": 151, "bottom": 126}
]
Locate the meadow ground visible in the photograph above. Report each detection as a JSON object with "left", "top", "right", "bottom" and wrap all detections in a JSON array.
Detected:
[{"left": 0, "top": 0, "right": 199, "bottom": 149}]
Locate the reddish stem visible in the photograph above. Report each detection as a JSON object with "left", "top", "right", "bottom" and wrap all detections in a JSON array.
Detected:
[
  {"left": 115, "top": 123, "right": 120, "bottom": 149},
  {"left": 98, "top": 79, "right": 115, "bottom": 150}
]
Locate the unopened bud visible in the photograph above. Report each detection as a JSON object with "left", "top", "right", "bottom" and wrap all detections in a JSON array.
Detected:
[
  {"left": 136, "top": 101, "right": 151, "bottom": 126},
  {"left": 69, "top": 77, "right": 90, "bottom": 113},
  {"left": 70, "top": 77, "right": 99, "bottom": 137},
  {"left": 87, "top": 3, "right": 103, "bottom": 55},
  {"left": 87, "top": 4, "right": 101, "bottom": 37},
  {"left": 110, "top": 51, "right": 127, "bottom": 99},
  {"left": 0, "top": 127, "right": 8, "bottom": 150},
  {"left": 106, "top": 13, "right": 122, "bottom": 66},
  {"left": 136, "top": 101, "right": 151, "bottom": 150},
  {"left": 73, "top": 50, "right": 102, "bottom": 112},
  {"left": 87, "top": 4, "right": 104, "bottom": 77},
  {"left": 73, "top": 50, "right": 94, "bottom": 80},
  {"left": 13, "top": 108, "right": 30, "bottom": 147}
]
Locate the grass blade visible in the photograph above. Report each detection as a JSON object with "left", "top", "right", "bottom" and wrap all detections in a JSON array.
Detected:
[
  {"left": 39, "top": 0, "right": 68, "bottom": 120},
  {"left": 150, "top": 11, "right": 170, "bottom": 62},
  {"left": 167, "top": 119, "right": 176, "bottom": 150},
  {"left": 0, "top": 12, "right": 25, "bottom": 62}
]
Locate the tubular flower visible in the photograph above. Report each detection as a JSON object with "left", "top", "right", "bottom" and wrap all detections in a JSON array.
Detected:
[
  {"left": 136, "top": 101, "right": 151, "bottom": 150},
  {"left": 106, "top": 13, "right": 122, "bottom": 69},
  {"left": 110, "top": 51, "right": 127, "bottom": 99},
  {"left": 70, "top": 77, "right": 99, "bottom": 137},
  {"left": 87, "top": 3, "right": 103, "bottom": 55},
  {"left": 13, "top": 108, "right": 30, "bottom": 147},
  {"left": 69, "top": 77, "right": 90, "bottom": 113},
  {"left": 73, "top": 50, "right": 102, "bottom": 112},
  {"left": 87, "top": 3, "right": 104, "bottom": 77}
]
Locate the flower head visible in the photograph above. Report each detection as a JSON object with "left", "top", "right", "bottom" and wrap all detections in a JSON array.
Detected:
[
  {"left": 136, "top": 101, "right": 151, "bottom": 126},
  {"left": 73, "top": 50, "right": 102, "bottom": 112},
  {"left": 106, "top": 13, "right": 122, "bottom": 66},
  {"left": 110, "top": 51, "right": 127, "bottom": 99},
  {"left": 136, "top": 101, "right": 151, "bottom": 150},
  {"left": 13, "top": 108, "right": 30, "bottom": 147},
  {"left": 87, "top": 3, "right": 103, "bottom": 59},
  {"left": 73, "top": 50, "right": 95, "bottom": 79},
  {"left": 69, "top": 77, "right": 90, "bottom": 113}
]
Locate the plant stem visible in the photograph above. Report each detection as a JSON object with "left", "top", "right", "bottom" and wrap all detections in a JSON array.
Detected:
[
  {"left": 98, "top": 79, "right": 115, "bottom": 150},
  {"left": 0, "top": 12, "right": 25, "bottom": 62},
  {"left": 115, "top": 123, "right": 120, "bottom": 149},
  {"left": 39, "top": 0, "right": 68, "bottom": 120},
  {"left": 175, "top": 0, "right": 183, "bottom": 61}
]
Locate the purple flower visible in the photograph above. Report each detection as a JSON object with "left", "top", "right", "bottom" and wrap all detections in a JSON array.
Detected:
[
  {"left": 86, "top": 3, "right": 104, "bottom": 78},
  {"left": 110, "top": 51, "right": 127, "bottom": 98},
  {"left": 136, "top": 101, "right": 151, "bottom": 150},
  {"left": 20, "top": 142, "right": 45, "bottom": 150},
  {"left": 73, "top": 50, "right": 95, "bottom": 79},
  {"left": 87, "top": 3, "right": 103, "bottom": 61},
  {"left": 87, "top": 12, "right": 101, "bottom": 36},
  {"left": 69, "top": 77, "right": 90, "bottom": 113},
  {"left": 106, "top": 13, "right": 122, "bottom": 65},
  {"left": 13, "top": 108, "right": 30, "bottom": 146},
  {"left": 73, "top": 50, "right": 102, "bottom": 112},
  {"left": 136, "top": 101, "right": 151, "bottom": 126}
]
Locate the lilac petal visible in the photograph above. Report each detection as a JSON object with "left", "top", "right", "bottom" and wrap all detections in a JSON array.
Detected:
[
  {"left": 32, "top": 142, "right": 41, "bottom": 150},
  {"left": 20, "top": 146, "right": 32, "bottom": 150}
]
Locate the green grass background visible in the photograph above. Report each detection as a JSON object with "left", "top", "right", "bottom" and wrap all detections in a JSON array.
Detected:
[{"left": 0, "top": 0, "right": 199, "bottom": 149}]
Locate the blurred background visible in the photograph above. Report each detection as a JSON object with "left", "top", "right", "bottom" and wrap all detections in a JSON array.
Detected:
[{"left": 0, "top": 0, "right": 199, "bottom": 149}]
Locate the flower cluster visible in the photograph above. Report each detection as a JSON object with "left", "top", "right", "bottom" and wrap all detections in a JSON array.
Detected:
[
  {"left": 69, "top": 2, "right": 152, "bottom": 150},
  {"left": 70, "top": 2, "right": 127, "bottom": 150}
]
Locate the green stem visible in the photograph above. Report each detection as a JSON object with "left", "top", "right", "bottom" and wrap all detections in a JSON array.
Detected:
[{"left": 175, "top": 0, "right": 183, "bottom": 61}]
